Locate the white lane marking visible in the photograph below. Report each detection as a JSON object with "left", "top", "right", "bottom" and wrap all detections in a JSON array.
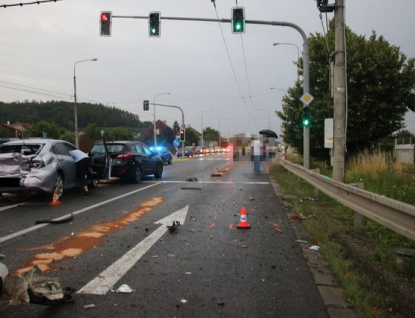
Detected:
[
  {"left": 77, "top": 205, "right": 189, "bottom": 295},
  {"left": 0, "top": 182, "right": 162, "bottom": 244},
  {"left": 144, "top": 180, "right": 270, "bottom": 185},
  {"left": 0, "top": 202, "right": 26, "bottom": 212}
]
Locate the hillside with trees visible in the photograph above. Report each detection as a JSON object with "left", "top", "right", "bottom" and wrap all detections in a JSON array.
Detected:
[{"left": 0, "top": 100, "right": 145, "bottom": 131}]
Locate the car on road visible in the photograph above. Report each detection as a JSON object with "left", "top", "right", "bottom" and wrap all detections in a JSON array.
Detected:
[
  {"left": 0, "top": 138, "right": 99, "bottom": 199},
  {"left": 195, "top": 146, "right": 207, "bottom": 155},
  {"left": 177, "top": 146, "right": 196, "bottom": 157},
  {"left": 151, "top": 146, "right": 173, "bottom": 165},
  {"left": 89, "top": 140, "right": 163, "bottom": 183}
]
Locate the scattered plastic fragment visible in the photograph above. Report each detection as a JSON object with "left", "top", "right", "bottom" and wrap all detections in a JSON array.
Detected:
[
  {"left": 185, "top": 272, "right": 192, "bottom": 275},
  {"left": 181, "top": 298, "right": 187, "bottom": 303},
  {"left": 296, "top": 240, "right": 308, "bottom": 244},
  {"left": 299, "top": 213, "right": 314, "bottom": 219},
  {"left": 114, "top": 284, "right": 135, "bottom": 293},
  {"left": 309, "top": 245, "right": 320, "bottom": 251},
  {"left": 84, "top": 304, "right": 95, "bottom": 309},
  {"left": 290, "top": 215, "right": 300, "bottom": 220},
  {"left": 167, "top": 220, "right": 181, "bottom": 233},
  {"left": 249, "top": 197, "right": 255, "bottom": 201}
]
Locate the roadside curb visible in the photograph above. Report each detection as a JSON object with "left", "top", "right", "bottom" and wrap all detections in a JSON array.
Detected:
[{"left": 270, "top": 177, "right": 358, "bottom": 318}]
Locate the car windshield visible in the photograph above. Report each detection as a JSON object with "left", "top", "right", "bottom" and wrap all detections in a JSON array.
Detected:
[
  {"left": 0, "top": 143, "right": 42, "bottom": 155},
  {"left": 90, "top": 143, "right": 126, "bottom": 156}
]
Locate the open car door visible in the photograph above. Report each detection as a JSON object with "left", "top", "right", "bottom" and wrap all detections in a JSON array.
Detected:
[{"left": 88, "top": 139, "right": 111, "bottom": 181}]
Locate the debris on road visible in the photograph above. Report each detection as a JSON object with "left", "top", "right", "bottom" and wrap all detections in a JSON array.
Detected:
[
  {"left": 167, "top": 220, "right": 181, "bottom": 233},
  {"left": 309, "top": 245, "right": 320, "bottom": 251},
  {"left": 83, "top": 304, "right": 95, "bottom": 309},
  {"left": 112, "top": 284, "right": 135, "bottom": 293},
  {"left": 186, "top": 177, "right": 198, "bottom": 181},
  {"left": 1, "top": 265, "right": 73, "bottom": 306},
  {"left": 180, "top": 186, "right": 202, "bottom": 190}
]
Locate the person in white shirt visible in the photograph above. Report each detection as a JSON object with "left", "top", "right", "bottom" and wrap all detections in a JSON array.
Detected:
[{"left": 69, "top": 149, "right": 90, "bottom": 194}]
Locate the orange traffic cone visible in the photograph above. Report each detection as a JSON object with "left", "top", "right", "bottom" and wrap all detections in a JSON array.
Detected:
[
  {"left": 49, "top": 189, "right": 62, "bottom": 206},
  {"left": 237, "top": 206, "right": 251, "bottom": 229}
]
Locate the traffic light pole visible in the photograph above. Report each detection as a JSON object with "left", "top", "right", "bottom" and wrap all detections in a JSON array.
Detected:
[
  {"left": 112, "top": 14, "right": 310, "bottom": 167},
  {"left": 152, "top": 103, "right": 185, "bottom": 157}
]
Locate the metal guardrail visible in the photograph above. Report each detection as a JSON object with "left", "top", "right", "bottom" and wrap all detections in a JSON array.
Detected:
[{"left": 280, "top": 159, "right": 415, "bottom": 241}]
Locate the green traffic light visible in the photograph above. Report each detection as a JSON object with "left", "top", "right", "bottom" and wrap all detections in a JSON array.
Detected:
[{"left": 232, "top": 7, "right": 245, "bottom": 34}]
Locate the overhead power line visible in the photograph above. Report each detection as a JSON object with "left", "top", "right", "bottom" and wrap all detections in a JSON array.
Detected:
[{"left": 1, "top": 0, "right": 62, "bottom": 9}]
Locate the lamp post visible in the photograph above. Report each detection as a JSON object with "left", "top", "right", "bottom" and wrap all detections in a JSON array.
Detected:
[
  {"left": 201, "top": 109, "right": 213, "bottom": 148},
  {"left": 256, "top": 109, "right": 271, "bottom": 129},
  {"left": 270, "top": 87, "right": 287, "bottom": 95},
  {"left": 73, "top": 58, "right": 97, "bottom": 148},
  {"left": 153, "top": 92, "right": 170, "bottom": 147},
  {"left": 218, "top": 118, "right": 229, "bottom": 147},
  {"left": 273, "top": 42, "right": 300, "bottom": 82}
]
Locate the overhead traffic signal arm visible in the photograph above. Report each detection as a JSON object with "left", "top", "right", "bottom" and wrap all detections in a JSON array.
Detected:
[{"left": 100, "top": 11, "right": 112, "bottom": 36}]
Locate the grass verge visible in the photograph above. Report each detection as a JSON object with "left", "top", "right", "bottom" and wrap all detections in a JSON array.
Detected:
[{"left": 271, "top": 160, "right": 415, "bottom": 318}]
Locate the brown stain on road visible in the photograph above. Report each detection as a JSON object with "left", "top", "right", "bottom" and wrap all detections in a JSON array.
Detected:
[{"left": 14, "top": 197, "right": 164, "bottom": 275}]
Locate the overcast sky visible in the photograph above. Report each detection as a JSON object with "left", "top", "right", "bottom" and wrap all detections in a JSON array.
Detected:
[{"left": 1, "top": 0, "right": 414, "bottom": 139}]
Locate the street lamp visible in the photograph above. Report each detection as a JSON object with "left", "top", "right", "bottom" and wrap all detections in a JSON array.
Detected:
[
  {"left": 218, "top": 118, "right": 229, "bottom": 147},
  {"left": 201, "top": 109, "right": 213, "bottom": 148},
  {"left": 153, "top": 92, "right": 170, "bottom": 147},
  {"left": 73, "top": 58, "right": 97, "bottom": 148},
  {"left": 256, "top": 109, "right": 271, "bottom": 129},
  {"left": 273, "top": 42, "right": 300, "bottom": 82},
  {"left": 270, "top": 87, "right": 287, "bottom": 95}
]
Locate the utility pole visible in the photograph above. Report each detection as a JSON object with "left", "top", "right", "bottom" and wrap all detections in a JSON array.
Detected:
[{"left": 332, "top": 0, "right": 346, "bottom": 182}]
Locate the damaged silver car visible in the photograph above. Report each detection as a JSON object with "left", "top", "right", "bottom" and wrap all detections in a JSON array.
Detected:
[{"left": 0, "top": 139, "right": 81, "bottom": 199}]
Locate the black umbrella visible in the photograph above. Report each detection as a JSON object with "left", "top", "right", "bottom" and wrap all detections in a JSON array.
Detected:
[{"left": 259, "top": 129, "right": 278, "bottom": 138}]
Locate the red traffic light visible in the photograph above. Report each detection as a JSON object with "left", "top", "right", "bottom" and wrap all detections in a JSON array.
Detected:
[
  {"left": 100, "top": 11, "right": 112, "bottom": 36},
  {"left": 101, "top": 13, "right": 109, "bottom": 22},
  {"left": 180, "top": 129, "right": 185, "bottom": 141}
]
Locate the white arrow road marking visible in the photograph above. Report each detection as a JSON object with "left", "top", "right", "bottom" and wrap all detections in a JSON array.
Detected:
[{"left": 77, "top": 205, "right": 189, "bottom": 295}]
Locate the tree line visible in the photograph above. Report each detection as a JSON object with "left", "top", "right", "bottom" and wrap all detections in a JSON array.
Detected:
[
  {"left": 0, "top": 100, "right": 221, "bottom": 148},
  {"left": 278, "top": 20, "right": 415, "bottom": 159}
]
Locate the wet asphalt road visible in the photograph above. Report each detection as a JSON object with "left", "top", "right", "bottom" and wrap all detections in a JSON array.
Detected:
[{"left": 0, "top": 153, "right": 329, "bottom": 317}]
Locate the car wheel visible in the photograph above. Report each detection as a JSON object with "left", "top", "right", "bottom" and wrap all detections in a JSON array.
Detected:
[
  {"left": 168, "top": 156, "right": 172, "bottom": 165},
  {"left": 154, "top": 163, "right": 163, "bottom": 178},
  {"left": 54, "top": 172, "right": 64, "bottom": 198},
  {"left": 131, "top": 165, "right": 142, "bottom": 183}
]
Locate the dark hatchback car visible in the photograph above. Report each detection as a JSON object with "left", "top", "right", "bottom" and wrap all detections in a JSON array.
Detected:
[
  {"left": 89, "top": 140, "right": 163, "bottom": 183},
  {"left": 177, "top": 146, "right": 196, "bottom": 157},
  {"left": 151, "top": 146, "right": 173, "bottom": 165}
]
